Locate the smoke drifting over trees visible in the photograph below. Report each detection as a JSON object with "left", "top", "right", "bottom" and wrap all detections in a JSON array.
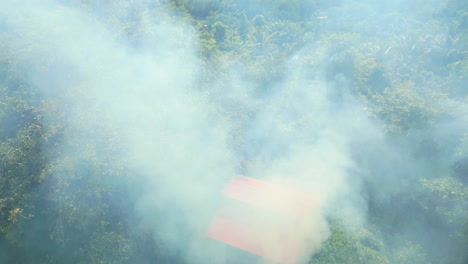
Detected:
[{"left": 0, "top": 0, "right": 467, "bottom": 263}]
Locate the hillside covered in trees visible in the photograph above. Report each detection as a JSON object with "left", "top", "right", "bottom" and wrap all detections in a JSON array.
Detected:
[{"left": 0, "top": 0, "right": 467, "bottom": 263}]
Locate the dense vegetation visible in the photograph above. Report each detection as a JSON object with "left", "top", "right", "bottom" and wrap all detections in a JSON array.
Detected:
[{"left": 1, "top": 0, "right": 467, "bottom": 263}]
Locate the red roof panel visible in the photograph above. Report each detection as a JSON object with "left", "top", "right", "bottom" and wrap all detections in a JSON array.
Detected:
[{"left": 207, "top": 176, "right": 316, "bottom": 264}]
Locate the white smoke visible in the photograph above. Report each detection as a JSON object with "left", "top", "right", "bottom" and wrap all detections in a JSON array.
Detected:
[{"left": 0, "top": 0, "right": 386, "bottom": 263}]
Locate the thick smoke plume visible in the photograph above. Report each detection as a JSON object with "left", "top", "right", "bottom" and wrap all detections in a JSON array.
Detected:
[{"left": 0, "top": 0, "right": 395, "bottom": 262}]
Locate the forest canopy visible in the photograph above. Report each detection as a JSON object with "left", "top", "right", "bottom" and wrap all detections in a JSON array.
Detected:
[{"left": 0, "top": 0, "right": 467, "bottom": 263}]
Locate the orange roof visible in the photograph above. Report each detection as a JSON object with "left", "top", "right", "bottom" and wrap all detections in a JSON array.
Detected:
[
  {"left": 207, "top": 176, "right": 316, "bottom": 264},
  {"left": 224, "top": 176, "right": 315, "bottom": 220}
]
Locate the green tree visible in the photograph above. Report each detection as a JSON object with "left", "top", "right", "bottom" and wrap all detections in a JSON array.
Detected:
[
  {"left": 310, "top": 223, "right": 390, "bottom": 264},
  {"left": 213, "top": 21, "right": 228, "bottom": 43}
]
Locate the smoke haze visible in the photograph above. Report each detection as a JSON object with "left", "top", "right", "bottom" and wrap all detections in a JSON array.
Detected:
[{"left": 0, "top": 0, "right": 466, "bottom": 263}]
